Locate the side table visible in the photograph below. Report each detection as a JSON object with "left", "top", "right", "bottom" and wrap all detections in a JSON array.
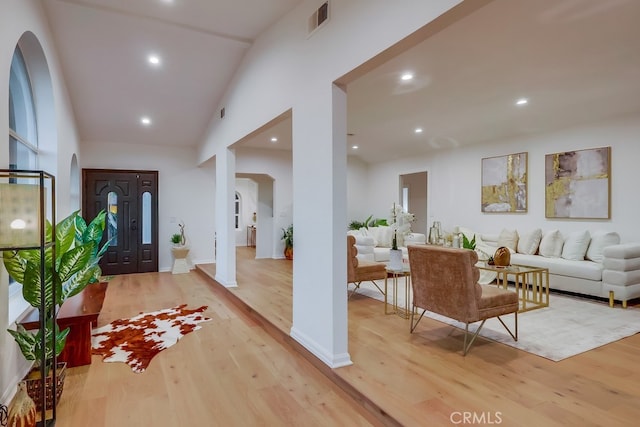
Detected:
[{"left": 384, "top": 265, "right": 411, "bottom": 319}]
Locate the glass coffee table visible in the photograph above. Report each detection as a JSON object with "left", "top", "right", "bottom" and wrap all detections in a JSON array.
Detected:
[
  {"left": 384, "top": 265, "right": 411, "bottom": 319},
  {"left": 477, "top": 263, "right": 550, "bottom": 312}
]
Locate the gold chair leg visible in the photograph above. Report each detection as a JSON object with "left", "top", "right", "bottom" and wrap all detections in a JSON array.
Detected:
[
  {"left": 348, "top": 282, "right": 361, "bottom": 300},
  {"left": 623, "top": 300, "right": 628, "bottom": 309},
  {"left": 369, "top": 280, "right": 386, "bottom": 296},
  {"left": 496, "top": 312, "right": 518, "bottom": 341},
  {"left": 410, "top": 305, "right": 426, "bottom": 333},
  {"left": 463, "top": 320, "right": 486, "bottom": 356}
]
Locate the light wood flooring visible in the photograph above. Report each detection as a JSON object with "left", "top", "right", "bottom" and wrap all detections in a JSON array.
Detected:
[{"left": 56, "top": 247, "right": 640, "bottom": 426}]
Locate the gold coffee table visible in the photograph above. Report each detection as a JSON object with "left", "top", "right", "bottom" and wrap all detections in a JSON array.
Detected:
[
  {"left": 478, "top": 263, "right": 550, "bottom": 312},
  {"left": 384, "top": 265, "right": 411, "bottom": 319}
]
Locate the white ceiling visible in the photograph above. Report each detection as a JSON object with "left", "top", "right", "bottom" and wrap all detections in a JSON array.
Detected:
[
  {"left": 43, "top": 0, "right": 640, "bottom": 163},
  {"left": 43, "top": 0, "right": 301, "bottom": 147}
]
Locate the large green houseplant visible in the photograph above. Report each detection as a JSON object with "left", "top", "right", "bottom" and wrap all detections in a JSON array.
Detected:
[{"left": 3, "top": 210, "right": 110, "bottom": 372}]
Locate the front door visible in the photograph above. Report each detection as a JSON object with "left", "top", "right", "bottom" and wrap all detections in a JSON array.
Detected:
[{"left": 82, "top": 169, "right": 158, "bottom": 275}]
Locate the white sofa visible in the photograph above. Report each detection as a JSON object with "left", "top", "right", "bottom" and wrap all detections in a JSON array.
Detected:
[
  {"left": 463, "top": 227, "right": 640, "bottom": 308},
  {"left": 347, "top": 226, "right": 426, "bottom": 262}
]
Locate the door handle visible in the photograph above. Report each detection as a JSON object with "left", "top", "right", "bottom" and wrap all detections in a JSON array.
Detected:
[{"left": 131, "top": 219, "right": 137, "bottom": 231}]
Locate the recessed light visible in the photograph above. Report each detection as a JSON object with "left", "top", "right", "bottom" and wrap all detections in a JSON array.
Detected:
[
  {"left": 516, "top": 98, "right": 528, "bottom": 106},
  {"left": 415, "top": 127, "right": 423, "bottom": 134},
  {"left": 140, "top": 116, "right": 152, "bottom": 126},
  {"left": 270, "top": 137, "right": 278, "bottom": 142},
  {"left": 148, "top": 54, "right": 161, "bottom": 66},
  {"left": 401, "top": 72, "right": 414, "bottom": 81},
  {"left": 352, "top": 145, "right": 359, "bottom": 150}
]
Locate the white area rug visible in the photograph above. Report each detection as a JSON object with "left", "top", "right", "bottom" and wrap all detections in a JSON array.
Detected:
[{"left": 355, "top": 280, "right": 640, "bottom": 361}]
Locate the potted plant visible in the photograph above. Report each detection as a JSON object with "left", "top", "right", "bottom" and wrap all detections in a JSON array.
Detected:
[
  {"left": 3, "top": 210, "right": 109, "bottom": 409},
  {"left": 281, "top": 225, "right": 293, "bottom": 260},
  {"left": 170, "top": 233, "right": 182, "bottom": 245}
]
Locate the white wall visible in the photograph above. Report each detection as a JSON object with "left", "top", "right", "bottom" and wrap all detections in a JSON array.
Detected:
[
  {"left": 236, "top": 147, "right": 292, "bottom": 258},
  {"left": 365, "top": 113, "right": 640, "bottom": 242},
  {"left": 81, "top": 142, "right": 216, "bottom": 270},
  {"left": 346, "top": 156, "right": 370, "bottom": 225},
  {"left": 196, "top": 0, "right": 464, "bottom": 366},
  {"left": 1, "top": 0, "right": 81, "bottom": 405}
]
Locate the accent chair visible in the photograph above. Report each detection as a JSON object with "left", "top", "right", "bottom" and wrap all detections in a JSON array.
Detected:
[
  {"left": 347, "top": 235, "right": 387, "bottom": 299},
  {"left": 407, "top": 245, "right": 518, "bottom": 355}
]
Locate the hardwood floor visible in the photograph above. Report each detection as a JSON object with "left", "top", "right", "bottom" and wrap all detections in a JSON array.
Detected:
[{"left": 56, "top": 247, "right": 640, "bottom": 426}]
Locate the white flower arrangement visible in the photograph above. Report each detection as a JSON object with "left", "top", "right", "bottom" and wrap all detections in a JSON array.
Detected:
[{"left": 390, "top": 203, "right": 415, "bottom": 250}]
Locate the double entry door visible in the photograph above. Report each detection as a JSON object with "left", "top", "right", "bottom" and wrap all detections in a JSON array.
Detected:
[{"left": 82, "top": 169, "right": 158, "bottom": 275}]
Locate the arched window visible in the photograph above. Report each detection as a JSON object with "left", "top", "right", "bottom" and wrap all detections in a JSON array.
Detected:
[
  {"left": 7, "top": 43, "right": 40, "bottom": 322},
  {"left": 9, "top": 46, "right": 38, "bottom": 170}
]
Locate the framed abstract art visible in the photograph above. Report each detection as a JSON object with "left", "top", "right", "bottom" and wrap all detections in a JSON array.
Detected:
[
  {"left": 545, "top": 146, "right": 611, "bottom": 219},
  {"left": 481, "top": 152, "right": 527, "bottom": 213}
]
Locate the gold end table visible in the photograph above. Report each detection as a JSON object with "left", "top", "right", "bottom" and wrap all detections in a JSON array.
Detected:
[
  {"left": 384, "top": 265, "right": 411, "bottom": 319},
  {"left": 478, "top": 263, "right": 550, "bottom": 312}
]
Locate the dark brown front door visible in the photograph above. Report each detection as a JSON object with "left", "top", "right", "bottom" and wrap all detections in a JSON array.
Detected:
[{"left": 82, "top": 169, "right": 158, "bottom": 275}]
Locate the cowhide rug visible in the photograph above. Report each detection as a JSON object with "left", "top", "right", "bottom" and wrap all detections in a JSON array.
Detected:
[{"left": 91, "top": 304, "right": 211, "bottom": 373}]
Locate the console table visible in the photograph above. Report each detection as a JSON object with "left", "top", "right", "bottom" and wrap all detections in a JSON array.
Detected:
[{"left": 21, "top": 282, "right": 108, "bottom": 367}]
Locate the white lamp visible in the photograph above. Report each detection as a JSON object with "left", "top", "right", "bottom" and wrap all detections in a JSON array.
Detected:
[{"left": 0, "top": 183, "right": 42, "bottom": 248}]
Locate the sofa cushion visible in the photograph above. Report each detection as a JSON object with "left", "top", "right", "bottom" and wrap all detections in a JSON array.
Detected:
[
  {"left": 603, "top": 257, "right": 640, "bottom": 272},
  {"left": 602, "top": 242, "right": 640, "bottom": 259},
  {"left": 561, "top": 230, "right": 591, "bottom": 261},
  {"left": 511, "top": 253, "right": 603, "bottom": 281},
  {"left": 368, "top": 226, "right": 394, "bottom": 248},
  {"left": 497, "top": 228, "right": 518, "bottom": 253},
  {"left": 539, "top": 229, "right": 564, "bottom": 258},
  {"left": 517, "top": 228, "right": 542, "bottom": 255},
  {"left": 585, "top": 231, "right": 620, "bottom": 263}
]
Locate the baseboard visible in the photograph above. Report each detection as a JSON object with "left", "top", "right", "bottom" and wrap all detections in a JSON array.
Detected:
[{"left": 290, "top": 326, "right": 353, "bottom": 368}]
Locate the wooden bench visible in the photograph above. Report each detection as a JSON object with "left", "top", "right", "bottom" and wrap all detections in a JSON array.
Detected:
[{"left": 20, "top": 282, "right": 108, "bottom": 368}]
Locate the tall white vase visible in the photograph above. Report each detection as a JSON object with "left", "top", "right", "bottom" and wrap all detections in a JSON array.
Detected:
[{"left": 388, "top": 249, "right": 403, "bottom": 271}]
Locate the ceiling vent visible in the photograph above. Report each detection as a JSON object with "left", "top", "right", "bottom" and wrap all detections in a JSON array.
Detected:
[{"left": 308, "top": 2, "right": 330, "bottom": 37}]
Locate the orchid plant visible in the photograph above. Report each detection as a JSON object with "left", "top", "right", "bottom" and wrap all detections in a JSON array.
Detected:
[{"left": 390, "top": 203, "right": 415, "bottom": 250}]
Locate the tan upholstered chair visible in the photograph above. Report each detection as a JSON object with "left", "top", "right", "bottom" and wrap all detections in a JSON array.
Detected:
[
  {"left": 347, "top": 235, "right": 387, "bottom": 299},
  {"left": 407, "top": 245, "right": 518, "bottom": 355}
]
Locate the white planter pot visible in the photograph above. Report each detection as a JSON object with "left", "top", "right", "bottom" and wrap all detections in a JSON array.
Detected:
[{"left": 388, "top": 249, "right": 403, "bottom": 271}]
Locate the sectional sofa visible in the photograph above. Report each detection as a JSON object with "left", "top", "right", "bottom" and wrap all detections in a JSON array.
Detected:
[{"left": 462, "top": 227, "right": 640, "bottom": 308}]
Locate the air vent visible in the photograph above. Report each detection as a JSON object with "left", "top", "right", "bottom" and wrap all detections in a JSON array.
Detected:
[{"left": 308, "top": 1, "right": 329, "bottom": 36}]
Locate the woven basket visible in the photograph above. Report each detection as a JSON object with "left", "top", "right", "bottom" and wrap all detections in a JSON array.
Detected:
[{"left": 25, "top": 362, "right": 66, "bottom": 412}]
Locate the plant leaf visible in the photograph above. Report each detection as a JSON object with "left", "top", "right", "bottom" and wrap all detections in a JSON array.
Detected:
[
  {"left": 56, "top": 211, "right": 78, "bottom": 256},
  {"left": 7, "top": 326, "right": 37, "bottom": 361},
  {"left": 57, "top": 242, "right": 96, "bottom": 284}
]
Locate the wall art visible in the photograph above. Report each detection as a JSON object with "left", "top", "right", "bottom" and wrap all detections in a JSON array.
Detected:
[
  {"left": 545, "top": 146, "right": 611, "bottom": 219},
  {"left": 481, "top": 152, "right": 527, "bottom": 213}
]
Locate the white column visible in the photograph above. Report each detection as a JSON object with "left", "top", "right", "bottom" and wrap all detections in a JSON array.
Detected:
[
  {"left": 255, "top": 177, "right": 274, "bottom": 259},
  {"left": 289, "top": 83, "right": 351, "bottom": 368},
  {"left": 214, "top": 147, "right": 237, "bottom": 287}
]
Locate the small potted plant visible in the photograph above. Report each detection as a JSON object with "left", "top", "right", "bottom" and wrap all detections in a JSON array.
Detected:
[
  {"left": 281, "top": 225, "right": 293, "bottom": 260},
  {"left": 170, "top": 223, "right": 190, "bottom": 273}
]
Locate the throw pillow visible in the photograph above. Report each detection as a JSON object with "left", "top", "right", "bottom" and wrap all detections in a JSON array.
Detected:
[
  {"left": 517, "top": 228, "right": 542, "bottom": 255},
  {"left": 539, "top": 230, "right": 564, "bottom": 258},
  {"left": 586, "top": 230, "right": 620, "bottom": 263},
  {"left": 374, "top": 225, "right": 393, "bottom": 248},
  {"left": 561, "top": 230, "right": 591, "bottom": 261},
  {"left": 497, "top": 229, "right": 518, "bottom": 253}
]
